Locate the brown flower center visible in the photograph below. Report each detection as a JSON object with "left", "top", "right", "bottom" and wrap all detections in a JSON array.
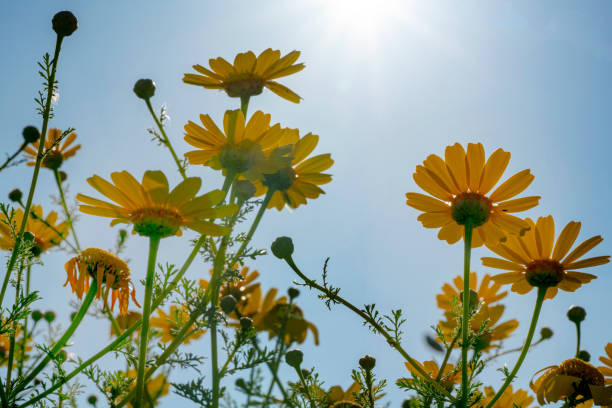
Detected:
[
  {"left": 131, "top": 207, "right": 183, "bottom": 238},
  {"left": 451, "top": 192, "right": 492, "bottom": 227},
  {"left": 225, "top": 76, "right": 265, "bottom": 98},
  {"left": 525, "top": 260, "right": 564, "bottom": 288}
]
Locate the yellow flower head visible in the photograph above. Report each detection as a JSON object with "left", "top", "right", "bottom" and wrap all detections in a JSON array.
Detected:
[
  {"left": 482, "top": 216, "right": 610, "bottom": 299},
  {"left": 327, "top": 383, "right": 361, "bottom": 406},
  {"left": 183, "top": 49, "right": 305, "bottom": 103},
  {"left": 23, "top": 128, "right": 80, "bottom": 169},
  {"left": 184, "top": 110, "right": 291, "bottom": 177},
  {"left": 0, "top": 205, "right": 69, "bottom": 254},
  {"left": 77, "top": 170, "right": 237, "bottom": 238},
  {"left": 64, "top": 248, "right": 139, "bottom": 315},
  {"left": 200, "top": 265, "right": 261, "bottom": 316},
  {"left": 599, "top": 343, "right": 612, "bottom": 385},
  {"left": 481, "top": 385, "right": 535, "bottom": 408},
  {"left": 125, "top": 369, "right": 170, "bottom": 408},
  {"left": 401, "top": 360, "right": 461, "bottom": 390},
  {"left": 110, "top": 311, "right": 141, "bottom": 338},
  {"left": 254, "top": 130, "right": 334, "bottom": 210},
  {"left": 436, "top": 272, "right": 507, "bottom": 312},
  {"left": 150, "top": 305, "right": 204, "bottom": 344},
  {"left": 531, "top": 358, "right": 612, "bottom": 405},
  {"left": 406, "top": 143, "right": 540, "bottom": 247}
]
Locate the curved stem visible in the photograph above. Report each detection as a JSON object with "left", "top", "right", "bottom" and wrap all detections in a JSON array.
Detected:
[
  {"left": 134, "top": 236, "right": 161, "bottom": 407},
  {"left": 53, "top": 168, "right": 81, "bottom": 251},
  {"left": 231, "top": 189, "right": 274, "bottom": 264},
  {"left": 461, "top": 222, "right": 473, "bottom": 405},
  {"left": 485, "top": 287, "right": 546, "bottom": 408},
  {"left": 0, "top": 35, "right": 64, "bottom": 307},
  {"left": 144, "top": 99, "right": 186, "bottom": 179},
  {"left": 0, "top": 141, "right": 28, "bottom": 172}
]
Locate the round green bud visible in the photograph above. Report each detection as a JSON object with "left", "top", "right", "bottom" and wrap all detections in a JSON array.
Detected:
[
  {"left": 358, "top": 354, "right": 376, "bottom": 371},
  {"left": 8, "top": 189, "right": 23, "bottom": 203},
  {"left": 30, "top": 244, "right": 43, "bottom": 257},
  {"left": 31, "top": 310, "right": 43, "bottom": 322},
  {"left": 87, "top": 394, "right": 98, "bottom": 405},
  {"left": 288, "top": 287, "right": 300, "bottom": 300},
  {"left": 578, "top": 350, "right": 591, "bottom": 362},
  {"left": 22, "top": 126, "right": 40, "bottom": 143},
  {"left": 235, "top": 378, "right": 247, "bottom": 389},
  {"left": 285, "top": 349, "right": 303, "bottom": 368},
  {"left": 567, "top": 305, "right": 586, "bottom": 323},
  {"left": 42, "top": 151, "right": 63, "bottom": 170},
  {"left": 301, "top": 368, "right": 311, "bottom": 378},
  {"left": 220, "top": 295, "right": 237, "bottom": 315},
  {"left": 44, "top": 311, "right": 56, "bottom": 323},
  {"left": 58, "top": 171, "right": 68, "bottom": 182},
  {"left": 235, "top": 180, "right": 256, "bottom": 202},
  {"left": 540, "top": 326, "right": 553, "bottom": 340},
  {"left": 34, "top": 378, "right": 43, "bottom": 386},
  {"left": 239, "top": 317, "right": 253, "bottom": 331},
  {"left": 133, "top": 79, "right": 156, "bottom": 100},
  {"left": 271, "top": 236, "right": 294, "bottom": 259},
  {"left": 23, "top": 232, "right": 35, "bottom": 242},
  {"left": 52, "top": 11, "right": 78, "bottom": 37}
]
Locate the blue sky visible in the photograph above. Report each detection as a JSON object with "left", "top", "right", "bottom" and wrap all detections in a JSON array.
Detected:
[{"left": 1, "top": 1, "right": 611, "bottom": 405}]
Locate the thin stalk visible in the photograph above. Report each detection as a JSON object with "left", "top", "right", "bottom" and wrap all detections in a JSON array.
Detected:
[
  {"left": 0, "top": 141, "right": 28, "bottom": 172},
  {"left": 485, "top": 287, "right": 546, "bottom": 408},
  {"left": 284, "top": 256, "right": 455, "bottom": 402},
  {"left": 483, "top": 337, "right": 544, "bottom": 363},
  {"left": 461, "top": 222, "right": 473, "bottom": 405},
  {"left": 436, "top": 332, "right": 460, "bottom": 381},
  {"left": 240, "top": 96, "right": 250, "bottom": 118},
  {"left": 53, "top": 168, "right": 81, "bottom": 251},
  {"left": 250, "top": 338, "right": 291, "bottom": 404},
  {"left": 144, "top": 99, "right": 186, "bottom": 179},
  {"left": 19, "top": 266, "right": 32, "bottom": 376},
  {"left": 134, "top": 236, "right": 161, "bottom": 407},
  {"left": 294, "top": 366, "right": 315, "bottom": 408},
  {"left": 0, "top": 34, "right": 65, "bottom": 307},
  {"left": 13, "top": 281, "right": 97, "bottom": 398},
  {"left": 263, "top": 307, "right": 291, "bottom": 408},
  {"left": 364, "top": 369, "right": 375, "bottom": 408},
  {"left": 231, "top": 188, "right": 274, "bottom": 264},
  {"left": 574, "top": 322, "right": 581, "bottom": 358},
  {"left": 6, "top": 260, "right": 25, "bottom": 389}
]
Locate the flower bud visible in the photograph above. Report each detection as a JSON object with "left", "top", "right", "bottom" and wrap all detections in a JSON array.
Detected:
[
  {"left": 44, "top": 311, "right": 56, "bottom": 323},
  {"left": 285, "top": 349, "right": 303, "bottom": 368},
  {"left": 578, "top": 350, "right": 591, "bottom": 362},
  {"left": 240, "top": 317, "right": 253, "bottom": 331},
  {"left": 52, "top": 11, "right": 78, "bottom": 37},
  {"left": 42, "top": 151, "right": 63, "bottom": 170},
  {"left": 220, "top": 295, "right": 237, "bottom": 315},
  {"left": 22, "top": 126, "right": 40, "bottom": 143},
  {"left": 271, "top": 236, "right": 294, "bottom": 259},
  {"left": 540, "top": 326, "right": 553, "bottom": 340},
  {"left": 133, "top": 79, "right": 156, "bottom": 100},
  {"left": 235, "top": 180, "right": 256, "bottom": 202},
  {"left": 235, "top": 378, "right": 247, "bottom": 389},
  {"left": 288, "top": 287, "right": 300, "bottom": 300},
  {"left": 23, "top": 232, "right": 35, "bottom": 242},
  {"left": 31, "top": 310, "right": 43, "bottom": 322},
  {"left": 567, "top": 305, "right": 586, "bottom": 323},
  {"left": 301, "top": 368, "right": 311, "bottom": 378},
  {"left": 8, "top": 189, "right": 23, "bottom": 203},
  {"left": 58, "top": 171, "right": 68, "bottom": 182},
  {"left": 358, "top": 354, "right": 376, "bottom": 371},
  {"left": 87, "top": 395, "right": 98, "bottom": 406}
]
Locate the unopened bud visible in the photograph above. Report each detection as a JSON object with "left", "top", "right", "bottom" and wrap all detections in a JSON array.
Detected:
[
  {"left": 288, "top": 287, "right": 300, "bottom": 300},
  {"left": 567, "top": 305, "right": 586, "bottom": 323},
  {"left": 359, "top": 354, "right": 376, "bottom": 371},
  {"left": 22, "top": 126, "right": 40, "bottom": 143},
  {"left": 8, "top": 189, "right": 23, "bottom": 203},
  {"left": 220, "top": 295, "right": 237, "bottom": 315},
  {"left": 44, "top": 311, "right": 56, "bottom": 323},
  {"left": 540, "top": 327, "right": 553, "bottom": 340},
  {"left": 240, "top": 317, "right": 253, "bottom": 331},
  {"left": 271, "top": 236, "right": 294, "bottom": 259},
  {"left": 578, "top": 350, "right": 591, "bottom": 362},
  {"left": 87, "top": 395, "right": 98, "bottom": 405},
  {"left": 58, "top": 171, "right": 68, "bottom": 182},
  {"left": 285, "top": 349, "right": 303, "bottom": 368},
  {"left": 31, "top": 310, "right": 43, "bottom": 322},
  {"left": 52, "top": 11, "right": 78, "bottom": 37},
  {"left": 133, "top": 79, "right": 156, "bottom": 100},
  {"left": 235, "top": 378, "right": 247, "bottom": 389}
]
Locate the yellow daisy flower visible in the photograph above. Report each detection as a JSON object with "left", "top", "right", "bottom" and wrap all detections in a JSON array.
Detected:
[
  {"left": 0, "top": 205, "right": 69, "bottom": 254},
  {"left": 254, "top": 130, "right": 334, "bottom": 210},
  {"left": 184, "top": 109, "right": 291, "bottom": 177},
  {"left": 530, "top": 358, "right": 612, "bottom": 405},
  {"left": 200, "top": 265, "right": 261, "bottom": 316},
  {"left": 150, "top": 305, "right": 204, "bottom": 344},
  {"left": 406, "top": 143, "right": 540, "bottom": 247},
  {"left": 110, "top": 311, "right": 141, "bottom": 337},
  {"left": 125, "top": 369, "right": 170, "bottom": 408},
  {"left": 481, "top": 215, "right": 610, "bottom": 299},
  {"left": 480, "top": 385, "right": 535, "bottom": 408},
  {"left": 23, "top": 128, "right": 80, "bottom": 169},
  {"left": 183, "top": 49, "right": 305, "bottom": 103},
  {"left": 401, "top": 360, "right": 461, "bottom": 389},
  {"left": 599, "top": 343, "right": 612, "bottom": 385},
  {"left": 436, "top": 272, "right": 507, "bottom": 311},
  {"left": 327, "top": 383, "right": 361, "bottom": 406},
  {"left": 76, "top": 170, "right": 237, "bottom": 238},
  {"left": 64, "top": 248, "right": 139, "bottom": 315}
]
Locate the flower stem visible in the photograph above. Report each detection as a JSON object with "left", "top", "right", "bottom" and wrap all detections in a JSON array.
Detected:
[
  {"left": 574, "top": 322, "right": 581, "bottom": 358},
  {"left": 144, "top": 99, "right": 186, "bottom": 179},
  {"left": 240, "top": 96, "right": 250, "bottom": 118},
  {"left": 437, "top": 331, "right": 460, "bottom": 382},
  {"left": 12, "top": 280, "right": 97, "bottom": 398},
  {"left": 485, "top": 287, "right": 546, "bottom": 408},
  {"left": 461, "top": 222, "right": 473, "bottom": 405},
  {"left": 231, "top": 188, "right": 274, "bottom": 264},
  {"left": 6, "top": 260, "right": 25, "bottom": 390},
  {"left": 53, "top": 168, "right": 81, "bottom": 251},
  {"left": 0, "top": 141, "right": 28, "bottom": 172},
  {"left": 134, "top": 236, "right": 161, "bottom": 407},
  {"left": 293, "top": 365, "right": 315, "bottom": 408},
  {"left": 18, "top": 266, "right": 32, "bottom": 377},
  {"left": 0, "top": 34, "right": 64, "bottom": 308}
]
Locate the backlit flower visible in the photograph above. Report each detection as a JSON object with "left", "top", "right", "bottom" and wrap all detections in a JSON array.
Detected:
[
  {"left": 150, "top": 305, "right": 204, "bottom": 344},
  {"left": 480, "top": 385, "right": 535, "bottom": 408},
  {"left": 183, "top": 49, "right": 305, "bottom": 103},
  {"left": 599, "top": 343, "right": 612, "bottom": 385},
  {"left": 77, "top": 170, "right": 237, "bottom": 238},
  {"left": 436, "top": 272, "right": 507, "bottom": 312},
  {"left": 110, "top": 311, "right": 141, "bottom": 338},
  {"left": 23, "top": 128, "right": 80, "bottom": 169},
  {"left": 406, "top": 143, "right": 540, "bottom": 247},
  {"left": 64, "top": 248, "right": 139, "bottom": 315},
  {"left": 125, "top": 369, "right": 170, "bottom": 408},
  {"left": 0, "top": 205, "right": 69, "bottom": 254},
  {"left": 482, "top": 216, "right": 610, "bottom": 299},
  {"left": 400, "top": 360, "right": 461, "bottom": 390},
  {"left": 327, "top": 383, "right": 361, "bottom": 406},
  {"left": 200, "top": 265, "right": 261, "bottom": 317}
]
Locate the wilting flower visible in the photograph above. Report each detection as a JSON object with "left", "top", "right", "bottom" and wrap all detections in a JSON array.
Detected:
[
  {"left": 406, "top": 143, "right": 540, "bottom": 247},
  {"left": 125, "top": 369, "right": 170, "bottom": 408},
  {"left": 77, "top": 170, "right": 237, "bottom": 238},
  {"left": 110, "top": 311, "right": 141, "bottom": 337},
  {"left": 254, "top": 130, "right": 333, "bottom": 210},
  {"left": 531, "top": 358, "right": 612, "bottom": 405},
  {"left": 599, "top": 343, "right": 612, "bottom": 385},
  {"left": 64, "top": 248, "right": 139, "bottom": 315},
  {"left": 400, "top": 360, "right": 461, "bottom": 390},
  {"left": 436, "top": 272, "right": 507, "bottom": 311},
  {"left": 482, "top": 216, "right": 610, "bottom": 299},
  {"left": 150, "top": 305, "right": 204, "bottom": 344},
  {"left": 183, "top": 49, "right": 305, "bottom": 103},
  {"left": 184, "top": 110, "right": 291, "bottom": 177},
  {"left": 0, "top": 205, "right": 69, "bottom": 254},
  {"left": 23, "top": 128, "right": 81, "bottom": 169},
  {"left": 480, "top": 385, "right": 535, "bottom": 408},
  {"left": 200, "top": 265, "right": 261, "bottom": 316},
  {"left": 239, "top": 286, "right": 319, "bottom": 345}
]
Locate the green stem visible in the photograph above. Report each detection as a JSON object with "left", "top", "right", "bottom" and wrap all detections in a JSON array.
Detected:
[
  {"left": 483, "top": 337, "right": 544, "bottom": 363},
  {"left": 53, "top": 168, "right": 81, "bottom": 251},
  {"left": 294, "top": 366, "right": 315, "bottom": 408},
  {"left": 485, "top": 287, "right": 546, "bottom": 408},
  {"left": 231, "top": 188, "right": 274, "bottom": 264},
  {"left": 240, "top": 96, "right": 250, "bottom": 118},
  {"left": 461, "top": 222, "right": 473, "bottom": 405},
  {"left": 436, "top": 331, "right": 460, "bottom": 381},
  {"left": 144, "top": 99, "right": 186, "bottom": 179},
  {"left": 575, "top": 322, "right": 581, "bottom": 358},
  {"left": 0, "top": 34, "right": 64, "bottom": 308},
  {"left": 19, "top": 266, "right": 32, "bottom": 377},
  {"left": 6, "top": 260, "right": 25, "bottom": 390},
  {"left": 365, "top": 369, "right": 374, "bottom": 408},
  {"left": 134, "top": 236, "right": 161, "bottom": 407},
  {"left": 250, "top": 338, "right": 292, "bottom": 405},
  {"left": 13, "top": 281, "right": 97, "bottom": 398},
  {"left": 284, "top": 256, "right": 455, "bottom": 402},
  {"left": 0, "top": 141, "right": 28, "bottom": 172}
]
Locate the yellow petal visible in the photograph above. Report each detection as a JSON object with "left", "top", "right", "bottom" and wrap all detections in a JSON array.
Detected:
[
  {"left": 295, "top": 154, "right": 333, "bottom": 174},
  {"left": 405, "top": 193, "right": 449, "bottom": 213},
  {"left": 265, "top": 81, "right": 301, "bottom": 103},
  {"left": 481, "top": 257, "right": 523, "bottom": 271},
  {"left": 444, "top": 143, "right": 468, "bottom": 192},
  {"left": 437, "top": 222, "right": 463, "bottom": 244},
  {"left": 564, "top": 256, "right": 610, "bottom": 270},
  {"left": 423, "top": 154, "right": 458, "bottom": 194},
  {"left": 293, "top": 133, "right": 318, "bottom": 164},
  {"left": 209, "top": 57, "right": 234, "bottom": 77},
  {"left": 491, "top": 213, "right": 530, "bottom": 236},
  {"left": 552, "top": 221, "right": 581, "bottom": 261},
  {"left": 479, "top": 148, "right": 510, "bottom": 195},
  {"left": 417, "top": 212, "right": 453, "bottom": 228},
  {"left": 562, "top": 235, "right": 604, "bottom": 265},
  {"left": 496, "top": 196, "right": 540, "bottom": 213},
  {"left": 233, "top": 51, "right": 257, "bottom": 73},
  {"left": 167, "top": 177, "right": 202, "bottom": 208},
  {"left": 489, "top": 169, "right": 534, "bottom": 202},
  {"left": 490, "top": 272, "right": 523, "bottom": 284},
  {"left": 535, "top": 215, "right": 555, "bottom": 259},
  {"left": 466, "top": 143, "right": 485, "bottom": 192},
  {"left": 413, "top": 165, "right": 453, "bottom": 201}
]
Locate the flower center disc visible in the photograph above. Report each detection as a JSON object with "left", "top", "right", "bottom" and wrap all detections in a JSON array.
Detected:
[
  {"left": 131, "top": 207, "right": 183, "bottom": 238},
  {"left": 263, "top": 167, "right": 296, "bottom": 191},
  {"left": 451, "top": 192, "right": 492, "bottom": 227},
  {"left": 558, "top": 358, "right": 605, "bottom": 387},
  {"left": 525, "top": 259, "right": 564, "bottom": 288},
  {"left": 226, "top": 76, "right": 264, "bottom": 98}
]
